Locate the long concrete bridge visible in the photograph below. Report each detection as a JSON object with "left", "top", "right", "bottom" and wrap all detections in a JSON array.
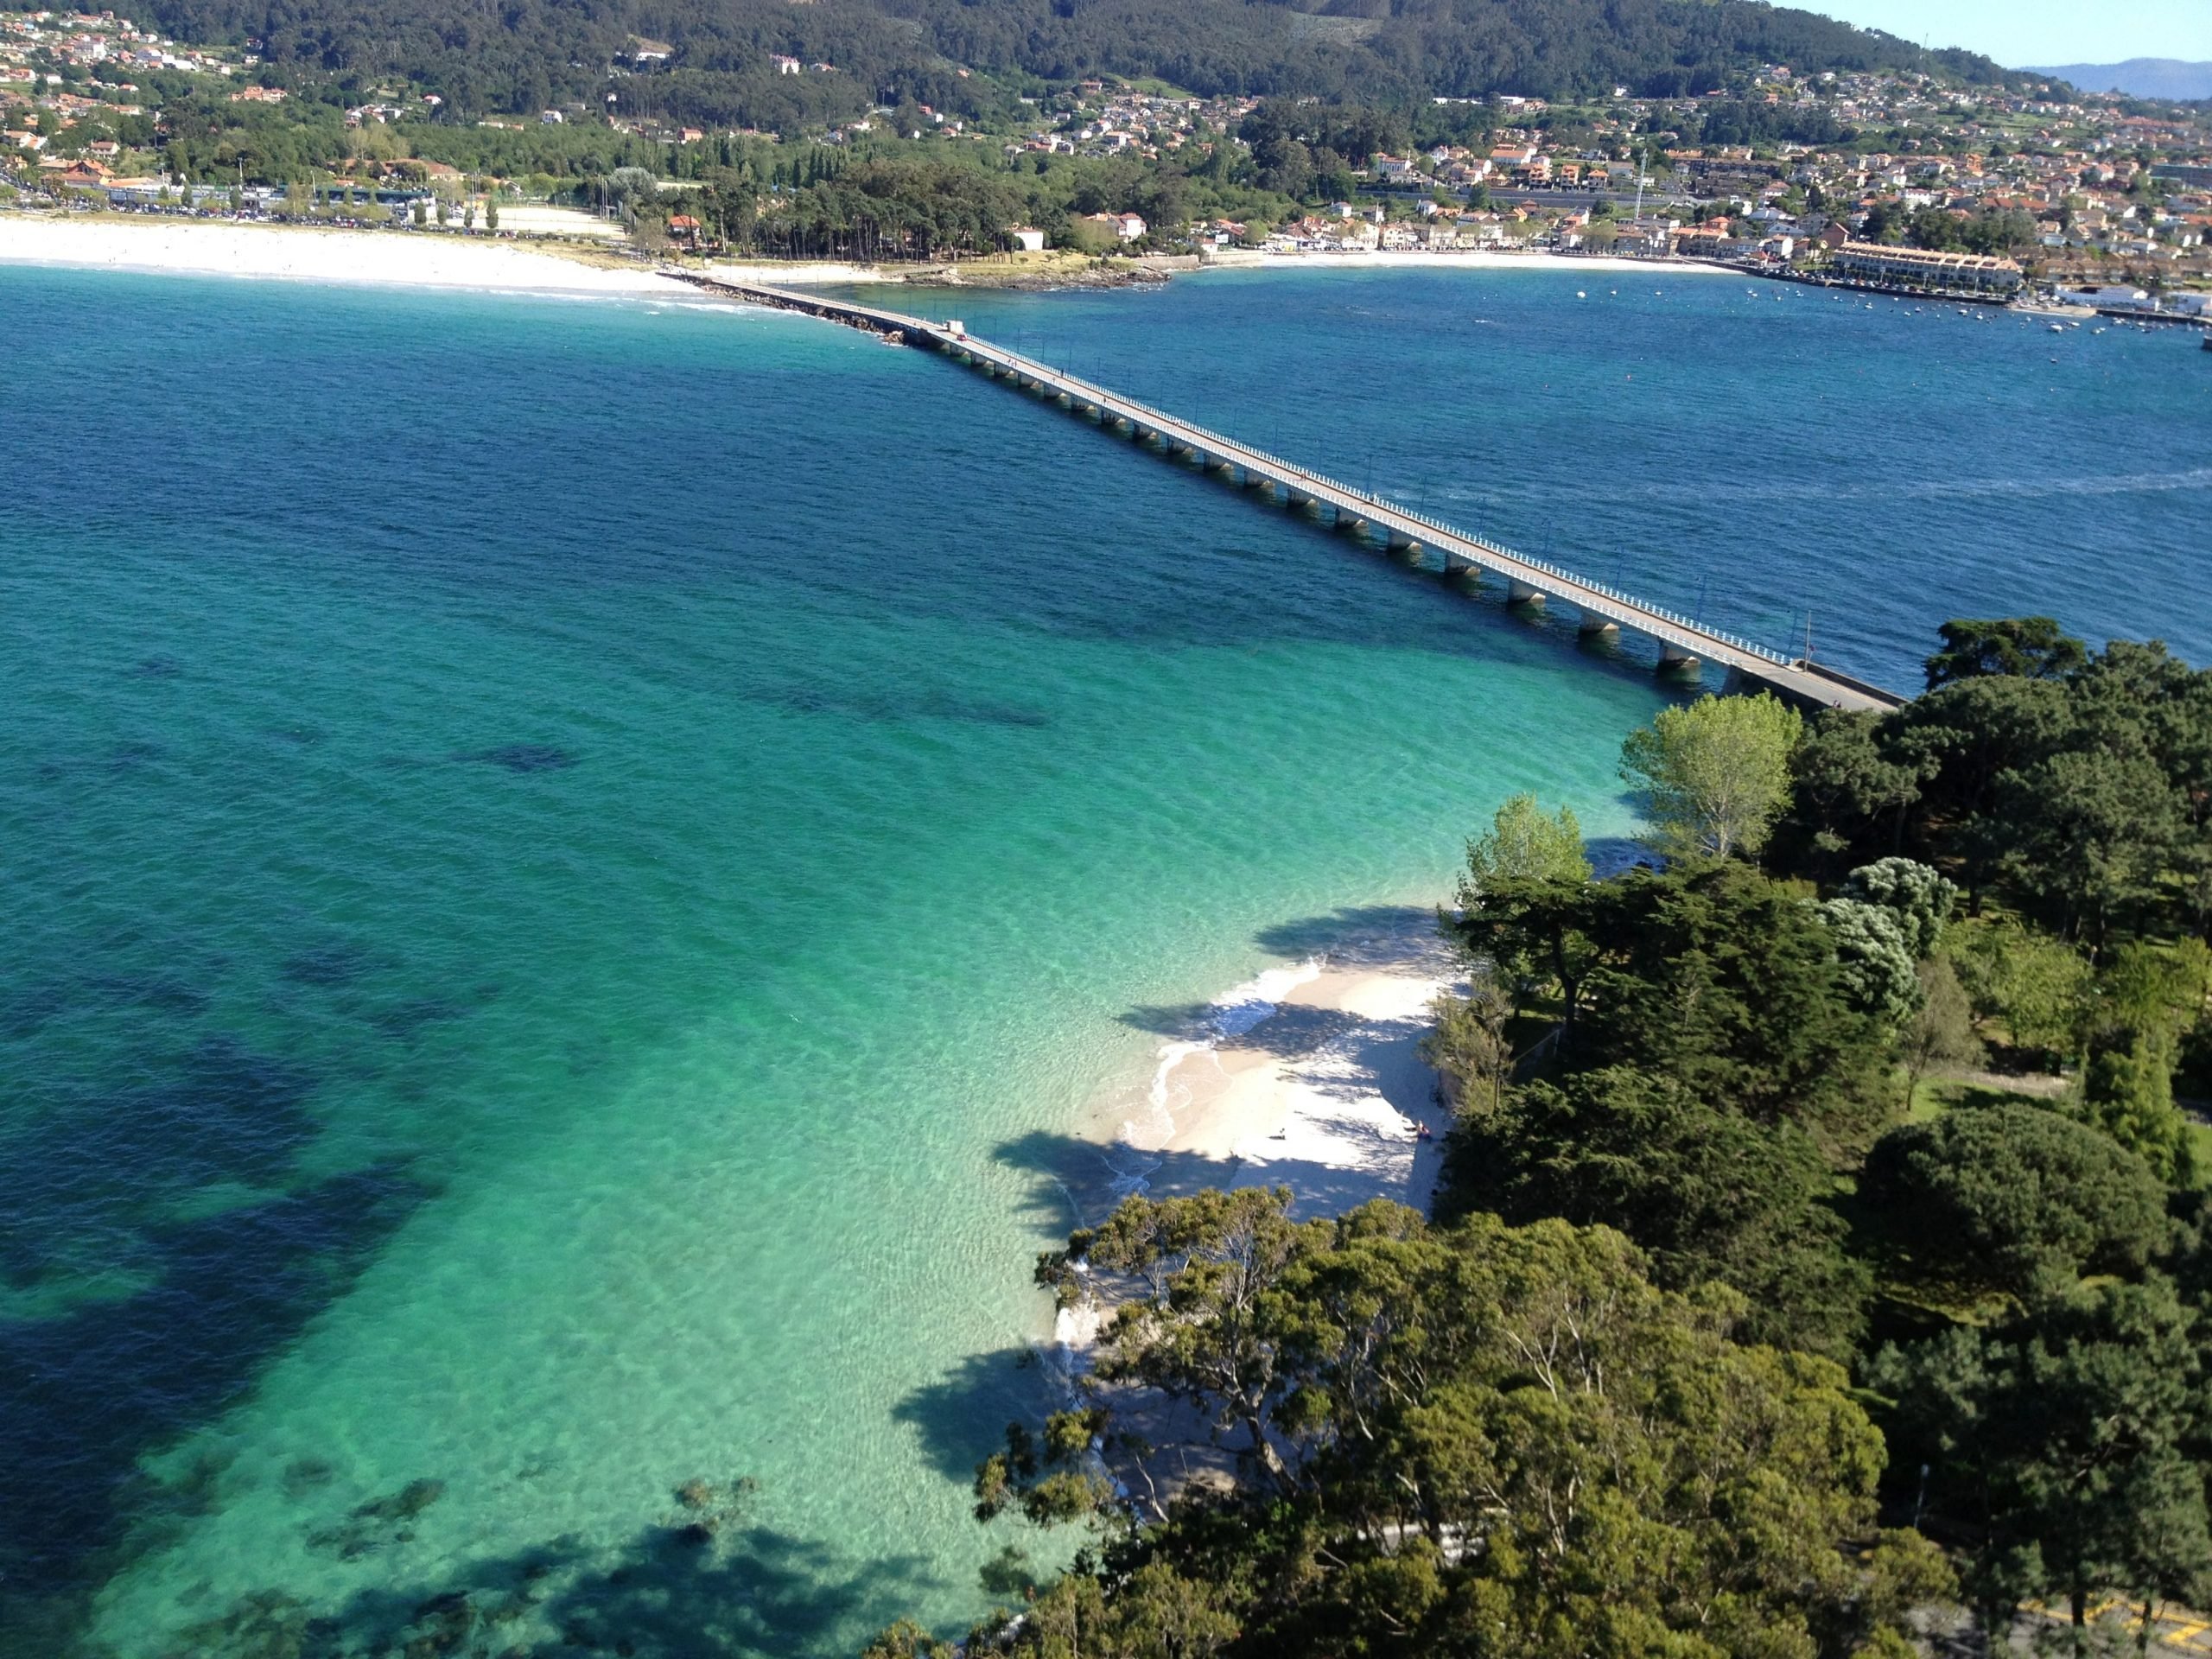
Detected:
[{"left": 677, "top": 272, "right": 1904, "bottom": 714}]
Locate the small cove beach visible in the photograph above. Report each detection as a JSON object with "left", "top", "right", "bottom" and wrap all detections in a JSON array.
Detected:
[{"left": 1107, "top": 907, "right": 1462, "bottom": 1221}]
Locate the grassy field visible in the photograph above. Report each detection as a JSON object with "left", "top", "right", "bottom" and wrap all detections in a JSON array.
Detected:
[{"left": 1909, "top": 1072, "right": 2212, "bottom": 1190}]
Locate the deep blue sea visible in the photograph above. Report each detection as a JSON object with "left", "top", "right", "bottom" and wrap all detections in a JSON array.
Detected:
[
  {"left": 2, "top": 257, "right": 2207, "bottom": 1659},
  {"left": 904, "top": 267, "right": 2212, "bottom": 686}
]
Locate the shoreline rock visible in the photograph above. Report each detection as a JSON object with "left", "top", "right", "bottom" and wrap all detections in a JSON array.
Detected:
[{"left": 894, "top": 260, "right": 1172, "bottom": 291}]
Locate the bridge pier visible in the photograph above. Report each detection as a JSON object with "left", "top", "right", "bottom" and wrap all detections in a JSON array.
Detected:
[{"left": 681, "top": 281, "right": 1895, "bottom": 715}]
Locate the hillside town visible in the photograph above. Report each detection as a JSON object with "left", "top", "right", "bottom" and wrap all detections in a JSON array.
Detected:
[
  {"left": 4, "top": 7, "right": 2209, "bottom": 305},
  {"left": 991, "top": 71, "right": 2212, "bottom": 293}
]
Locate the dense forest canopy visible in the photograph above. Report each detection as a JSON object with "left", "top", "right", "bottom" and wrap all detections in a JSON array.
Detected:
[{"left": 136, "top": 0, "right": 2024, "bottom": 130}]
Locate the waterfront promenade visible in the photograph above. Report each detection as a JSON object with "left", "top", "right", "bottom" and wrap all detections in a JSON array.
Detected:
[{"left": 684, "top": 273, "right": 1904, "bottom": 713}]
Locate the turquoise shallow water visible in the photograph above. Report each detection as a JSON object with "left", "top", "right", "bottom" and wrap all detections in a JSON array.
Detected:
[
  {"left": 2, "top": 266, "right": 1675, "bottom": 1656},
  {"left": 5, "top": 259, "right": 2207, "bottom": 1656}
]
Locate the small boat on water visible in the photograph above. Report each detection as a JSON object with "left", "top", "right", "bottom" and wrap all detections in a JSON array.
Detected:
[{"left": 2202, "top": 334, "right": 2212, "bottom": 353}]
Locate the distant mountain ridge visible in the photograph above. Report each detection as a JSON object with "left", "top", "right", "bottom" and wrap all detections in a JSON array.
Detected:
[{"left": 2026, "top": 58, "right": 2212, "bottom": 99}]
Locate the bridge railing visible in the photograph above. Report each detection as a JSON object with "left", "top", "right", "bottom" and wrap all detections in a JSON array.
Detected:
[{"left": 963, "top": 338, "right": 1797, "bottom": 667}]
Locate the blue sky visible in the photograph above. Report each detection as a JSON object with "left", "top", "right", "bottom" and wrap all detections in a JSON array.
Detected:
[{"left": 1803, "top": 1, "right": 2212, "bottom": 67}]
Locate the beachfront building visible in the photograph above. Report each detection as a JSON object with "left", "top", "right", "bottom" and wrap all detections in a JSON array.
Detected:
[
  {"left": 1673, "top": 225, "right": 1755, "bottom": 258},
  {"left": 1825, "top": 240, "right": 2024, "bottom": 296}
]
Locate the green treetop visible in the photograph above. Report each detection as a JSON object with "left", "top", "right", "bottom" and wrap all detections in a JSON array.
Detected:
[
  {"left": 964, "top": 1194, "right": 1947, "bottom": 1659},
  {"left": 1620, "top": 692, "right": 1802, "bottom": 862},
  {"left": 1859, "top": 1103, "right": 2170, "bottom": 1301},
  {"left": 1873, "top": 1274, "right": 2212, "bottom": 1641},
  {"left": 1923, "top": 615, "right": 2088, "bottom": 690},
  {"left": 1438, "top": 1065, "right": 1869, "bottom": 1358},
  {"left": 1453, "top": 791, "right": 1589, "bottom": 907}
]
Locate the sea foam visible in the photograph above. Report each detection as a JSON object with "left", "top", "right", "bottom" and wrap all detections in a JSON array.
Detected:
[{"left": 1101, "top": 958, "right": 1325, "bottom": 1206}]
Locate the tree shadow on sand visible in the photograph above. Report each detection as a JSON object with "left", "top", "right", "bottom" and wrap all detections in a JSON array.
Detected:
[
  {"left": 1121, "top": 904, "right": 1461, "bottom": 1062},
  {"left": 1117, "top": 1001, "right": 1376, "bottom": 1062},
  {"left": 1020, "top": 908, "right": 1459, "bottom": 1240},
  {"left": 171, "top": 1516, "right": 946, "bottom": 1659}
]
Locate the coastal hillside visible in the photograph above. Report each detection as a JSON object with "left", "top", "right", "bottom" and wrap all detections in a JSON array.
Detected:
[
  {"left": 135, "top": 0, "right": 2024, "bottom": 129},
  {"left": 2029, "top": 58, "right": 2212, "bottom": 100}
]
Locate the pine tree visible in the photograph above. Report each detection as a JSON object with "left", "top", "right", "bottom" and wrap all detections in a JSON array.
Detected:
[{"left": 2079, "top": 1030, "right": 2190, "bottom": 1185}]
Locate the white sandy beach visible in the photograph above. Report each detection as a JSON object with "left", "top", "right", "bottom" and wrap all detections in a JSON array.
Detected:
[
  {"left": 1116, "top": 911, "right": 1465, "bottom": 1220},
  {"left": 0, "top": 213, "right": 1720, "bottom": 296},
  {"left": 0, "top": 213, "right": 689, "bottom": 296}
]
